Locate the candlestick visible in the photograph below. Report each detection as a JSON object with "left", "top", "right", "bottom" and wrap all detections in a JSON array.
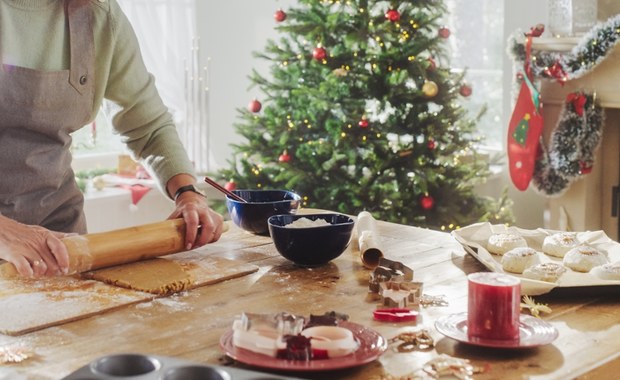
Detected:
[{"left": 467, "top": 272, "right": 521, "bottom": 341}]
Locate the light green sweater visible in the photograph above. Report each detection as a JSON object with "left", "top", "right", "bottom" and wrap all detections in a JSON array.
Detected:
[{"left": 0, "top": 0, "right": 195, "bottom": 194}]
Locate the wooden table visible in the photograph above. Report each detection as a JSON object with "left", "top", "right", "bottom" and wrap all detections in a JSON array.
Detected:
[{"left": 1, "top": 215, "right": 619, "bottom": 379}]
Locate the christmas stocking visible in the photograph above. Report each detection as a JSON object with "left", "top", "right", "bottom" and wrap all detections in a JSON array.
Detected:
[{"left": 507, "top": 75, "right": 544, "bottom": 191}]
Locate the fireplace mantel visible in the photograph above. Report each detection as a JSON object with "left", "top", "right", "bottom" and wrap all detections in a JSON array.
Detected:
[{"left": 534, "top": 37, "right": 620, "bottom": 240}]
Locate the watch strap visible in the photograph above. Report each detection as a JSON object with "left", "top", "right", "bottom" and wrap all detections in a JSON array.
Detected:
[{"left": 174, "top": 184, "right": 204, "bottom": 201}]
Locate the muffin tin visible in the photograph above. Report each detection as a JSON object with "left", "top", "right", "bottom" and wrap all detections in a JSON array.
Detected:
[{"left": 61, "top": 353, "right": 304, "bottom": 380}]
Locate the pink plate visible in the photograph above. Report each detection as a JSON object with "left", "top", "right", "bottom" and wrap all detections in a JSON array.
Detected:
[
  {"left": 220, "top": 321, "right": 387, "bottom": 372},
  {"left": 435, "top": 312, "right": 558, "bottom": 348}
]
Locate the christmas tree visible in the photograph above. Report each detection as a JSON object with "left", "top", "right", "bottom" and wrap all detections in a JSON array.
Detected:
[{"left": 216, "top": 0, "right": 513, "bottom": 229}]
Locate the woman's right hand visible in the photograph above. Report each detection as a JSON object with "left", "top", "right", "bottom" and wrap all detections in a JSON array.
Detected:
[{"left": 0, "top": 216, "right": 70, "bottom": 277}]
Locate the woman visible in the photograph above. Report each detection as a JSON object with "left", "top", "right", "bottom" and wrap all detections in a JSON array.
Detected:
[{"left": 0, "top": 0, "right": 224, "bottom": 277}]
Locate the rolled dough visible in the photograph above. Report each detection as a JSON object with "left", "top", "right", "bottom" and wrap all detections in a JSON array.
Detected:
[{"left": 83, "top": 258, "right": 193, "bottom": 296}]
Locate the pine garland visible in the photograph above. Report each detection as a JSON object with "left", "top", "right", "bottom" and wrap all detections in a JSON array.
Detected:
[
  {"left": 532, "top": 93, "right": 604, "bottom": 196},
  {"left": 508, "top": 14, "right": 620, "bottom": 81}
]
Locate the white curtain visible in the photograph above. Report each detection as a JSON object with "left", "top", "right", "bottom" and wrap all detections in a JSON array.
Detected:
[
  {"left": 117, "top": 0, "right": 195, "bottom": 120},
  {"left": 117, "top": 0, "right": 211, "bottom": 173}
]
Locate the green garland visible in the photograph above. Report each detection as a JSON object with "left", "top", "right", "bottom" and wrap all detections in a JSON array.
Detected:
[
  {"left": 532, "top": 93, "right": 603, "bottom": 196},
  {"left": 509, "top": 14, "right": 620, "bottom": 81}
]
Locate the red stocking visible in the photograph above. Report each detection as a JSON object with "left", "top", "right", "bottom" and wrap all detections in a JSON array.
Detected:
[{"left": 507, "top": 35, "right": 544, "bottom": 191}]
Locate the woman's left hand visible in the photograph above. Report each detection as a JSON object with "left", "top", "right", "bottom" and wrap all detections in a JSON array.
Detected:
[{"left": 168, "top": 191, "right": 224, "bottom": 250}]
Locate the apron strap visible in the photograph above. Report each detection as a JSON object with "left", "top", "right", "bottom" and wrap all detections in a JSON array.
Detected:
[{"left": 66, "top": 0, "right": 94, "bottom": 94}]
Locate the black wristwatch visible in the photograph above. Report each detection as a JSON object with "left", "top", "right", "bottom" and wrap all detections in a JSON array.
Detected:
[{"left": 174, "top": 184, "right": 205, "bottom": 201}]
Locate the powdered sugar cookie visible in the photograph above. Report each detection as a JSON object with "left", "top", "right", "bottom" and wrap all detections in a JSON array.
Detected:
[
  {"left": 542, "top": 232, "right": 580, "bottom": 258},
  {"left": 486, "top": 233, "right": 527, "bottom": 255},
  {"left": 563, "top": 245, "right": 608, "bottom": 273},
  {"left": 522, "top": 262, "right": 567, "bottom": 283},
  {"left": 501, "top": 247, "right": 541, "bottom": 274},
  {"left": 590, "top": 263, "right": 620, "bottom": 281}
]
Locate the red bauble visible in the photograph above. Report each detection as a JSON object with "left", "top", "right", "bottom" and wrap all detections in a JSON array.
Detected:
[
  {"left": 459, "top": 84, "right": 473, "bottom": 97},
  {"left": 420, "top": 194, "right": 435, "bottom": 210},
  {"left": 358, "top": 119, "right": 369, "bottom": 128},
  {"left": 438, "top": 27, "right": 451, "bottom": 39},
  {"left": 274, "top": 9, "right": 287, "bottom": 22},
  {"left": 279, "top": 150, "right": 291, "bottom": 163},
  {"left": 427, "top": 57, "right": 436, "bottom": 71},
  {"left": 312, "top": 47, "right": 327, "bottom": 61},
  {"left": 427, "top": 139, "right": 436, "bottom": 150},
  {"left": 248, "top": 99, "right": 262, "bottom": 113},
  {"left": 385, "top": 9, "right": 400, "bottom": 22},
  {"left": 224, "top": 180, "right": 236, "bottom": 192}
]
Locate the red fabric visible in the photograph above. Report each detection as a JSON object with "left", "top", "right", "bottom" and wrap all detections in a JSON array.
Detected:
[
  {"left": 119, "top": 184, "right": 152, "bottom": 205},
  {"left": 507, "top": 80, "right": 544, "bottom": 191}
]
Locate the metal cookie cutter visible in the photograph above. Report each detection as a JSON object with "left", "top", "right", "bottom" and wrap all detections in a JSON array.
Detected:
[
  {"left": 369, "top": 257, "right": 414, "bottom": 293},
  {"left": 379, "top": 281, "right": 424, "bottom": 308}
]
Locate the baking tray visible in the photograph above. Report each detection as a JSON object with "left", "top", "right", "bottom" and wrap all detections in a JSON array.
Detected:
[
  {"left": 61, "top": 353, "right": 304, "bottom": 380},
  {"left": 452, "top": 222, "right": 620, "bottom": 296}
]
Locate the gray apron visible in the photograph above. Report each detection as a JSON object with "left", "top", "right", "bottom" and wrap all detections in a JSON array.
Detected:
[{"left": 0, "top": 0, "right": 94, "bottom": 233}]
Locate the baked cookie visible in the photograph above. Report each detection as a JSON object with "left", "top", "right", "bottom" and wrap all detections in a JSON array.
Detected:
[
  {"left": 542, "top": 232, "right": 580, "bottom": 258},
  {"left": 501, "top": 247, "right": 541, "bottom": 274},
  {"left": 590, "top": 263, "right": 620, "bottom": 281},
  {"left": 563, "top": 245, "right": 608, "bottom": 273},
  {"left": 522, "top": 262, "right": 567, "bottom": 283},
  {"left": 486, "top": 233, "right": 527, "bottom": 255}
]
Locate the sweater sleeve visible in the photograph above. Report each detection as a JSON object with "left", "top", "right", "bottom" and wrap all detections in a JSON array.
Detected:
[{"left": 102, "top": 1, "right": 195, "bottom": 195}]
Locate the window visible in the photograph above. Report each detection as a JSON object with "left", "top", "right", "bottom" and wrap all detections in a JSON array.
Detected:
[{"left": 445, "top": 0, "right": 505, "bottom": 151}]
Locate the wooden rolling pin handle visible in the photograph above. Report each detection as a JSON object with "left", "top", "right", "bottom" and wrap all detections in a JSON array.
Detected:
[{"left": 63, "top": 219, "right": 187, "bottom": 274}]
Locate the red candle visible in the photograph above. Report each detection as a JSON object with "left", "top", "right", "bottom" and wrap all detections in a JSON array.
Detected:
[{"left": 467, "top": 272, "right": 521, "bottom": 341}]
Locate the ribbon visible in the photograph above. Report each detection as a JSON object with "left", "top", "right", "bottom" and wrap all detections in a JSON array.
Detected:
[{"left": 567, "top": 92, "right": 587, "bottom": 116}]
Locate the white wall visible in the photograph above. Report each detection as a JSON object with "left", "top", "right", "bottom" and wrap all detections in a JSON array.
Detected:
[{"left": 196, "top": 0, "right": 296, "bottom": 168}]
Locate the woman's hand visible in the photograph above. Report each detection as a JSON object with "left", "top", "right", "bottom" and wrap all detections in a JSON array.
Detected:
[
  {"left": 166, "top": 175, "right": 225, "bottom": 250},
  {"left": 0, "top": 216, "right": 70, "bottom": 277},
  {"left": 168, "top": 192, "right": 224, "bottom": 249}
]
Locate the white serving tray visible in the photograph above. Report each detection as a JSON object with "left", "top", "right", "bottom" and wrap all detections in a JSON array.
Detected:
[{"left": 452, "top": 222, "right": 620, "bottom": 296}]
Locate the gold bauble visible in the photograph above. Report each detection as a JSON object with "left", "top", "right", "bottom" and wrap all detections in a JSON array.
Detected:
[{"left": 422, "top": 80, "right": 439, "bottom": 97}]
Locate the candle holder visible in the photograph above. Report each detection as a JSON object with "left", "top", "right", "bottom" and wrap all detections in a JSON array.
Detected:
[
  {"left": 548, "top": 0, "right": 573, "bottom": 37},
  {"left": 183, "top": 37, "right": 211, "bottom": 174},
  {"left": 572, "top": 0, "right": 598, "bottom": 36}
]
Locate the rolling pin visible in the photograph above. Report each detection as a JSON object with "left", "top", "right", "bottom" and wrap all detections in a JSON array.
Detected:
[{"left": 0, "top": 219, "right": 227, "bottom": 277}]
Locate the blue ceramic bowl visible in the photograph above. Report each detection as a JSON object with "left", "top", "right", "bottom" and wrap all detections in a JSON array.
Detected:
[
  {"left": 268, "top": 213, "right": 355, "bottom": 267},
  {"left": 226, "top": 190, "right": 301, "bottom": 235}
]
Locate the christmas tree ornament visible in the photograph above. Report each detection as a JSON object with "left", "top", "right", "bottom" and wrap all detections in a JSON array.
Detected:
[
  {"left": 422, "top": 80, "right": 439, "bottom": 97},
  {"left": 224, "top": 180, "right": 237, "bottom": 192},
  {"left": 427, "top": 139, "right": 436, "bottom": 150},
  {"left": 312, "top": 47, "right": 327, "bottom": 61},
  {"left": 274, "top": 9, "right": 287, "bottom": 22},
  {"left": 279, "top": 150, "right": 291, "bottom": 163},
  {"left": 248, "top": 99, "right": 262, "bottom": 113},
  {"left": 358, "top": 118, "right": 369, "bottom": 128},
  {"left": 507, "top": 35, "right": 543, "bottom": 191},
  {"left": 420, "top": 194, "right": 435, "bottom": 210},
  {"left": 385, "top": 9, "right": 400, "bottom": 22},
  {"left": 427, "top": 57, "right": 436, "bottom": 71},
  {"left": 438, "top": 27, "right": 451, "bottom": 39},
  {"left": 459, "top": 84, "right": 472, "bottom": 97}
]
